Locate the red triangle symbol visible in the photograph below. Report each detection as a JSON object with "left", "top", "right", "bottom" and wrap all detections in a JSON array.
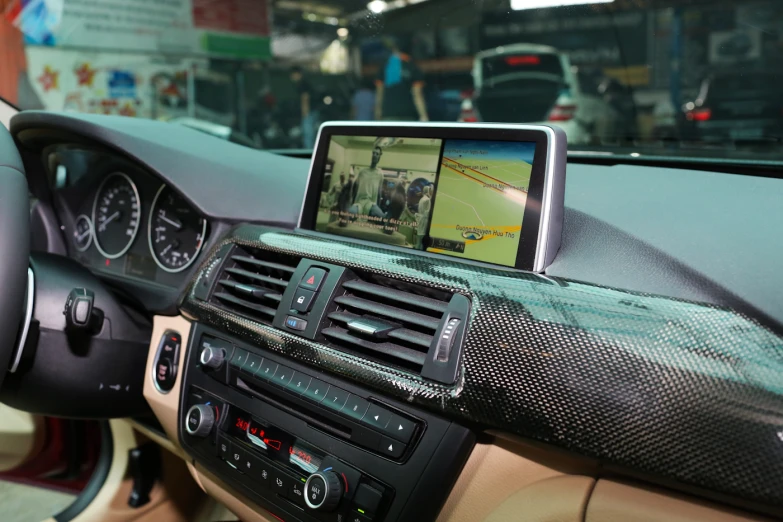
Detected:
[{"left": 306, "top": 275, "right": 315, "bottom": 284}]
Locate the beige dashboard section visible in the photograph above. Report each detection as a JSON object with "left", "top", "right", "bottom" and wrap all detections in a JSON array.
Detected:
[
  {"left": 0, "top": 404, "right": 43, "bottom": 471},
  {"left": 142, "top": 315, "right": 192, "bottom": 458},
  {"left": 586, "top": 480, "right": 774, "bottom": 522},
  {"left": 140, "top": 316, "right": 775, "bottom": 522}
]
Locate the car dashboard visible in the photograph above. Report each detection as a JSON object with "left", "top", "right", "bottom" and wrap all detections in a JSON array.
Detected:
[{"left": 9, "top": 111, "right": 783, "bottom": 522}]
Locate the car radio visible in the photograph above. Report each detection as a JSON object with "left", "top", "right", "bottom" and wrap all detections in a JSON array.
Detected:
[{"left": 179, "top": 323, "right": 475, "bottom": 522}]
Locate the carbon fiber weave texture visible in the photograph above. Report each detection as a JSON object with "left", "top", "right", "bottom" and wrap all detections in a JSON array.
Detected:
[{"left": 180, "top": 225, "right": 783, "bottom": 510}]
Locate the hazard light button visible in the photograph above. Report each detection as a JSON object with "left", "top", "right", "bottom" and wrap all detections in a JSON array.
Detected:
[{"left": 299, "top": 267, "right": 327, "bottom": 292}]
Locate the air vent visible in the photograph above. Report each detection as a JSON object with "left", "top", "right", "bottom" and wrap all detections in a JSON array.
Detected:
[
  {"left": 210, "top": 246, "right": 300, "bottom": 324},
  {"left": 322, "top": 274, "right": 454, "bottom": 372}
]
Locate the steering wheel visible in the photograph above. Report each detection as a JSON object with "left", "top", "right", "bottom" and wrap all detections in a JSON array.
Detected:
[{"left": 0, "top": 123, "right": 31, "bottom": 390}]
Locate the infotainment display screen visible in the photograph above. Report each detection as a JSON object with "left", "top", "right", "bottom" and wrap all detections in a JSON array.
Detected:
[{"left": 300, "top": 123, "right": 565, "bottom": 272}]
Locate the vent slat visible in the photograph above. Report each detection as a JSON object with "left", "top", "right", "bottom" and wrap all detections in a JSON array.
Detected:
[
  {"left": 334, "top": 295, "right": 440, "bottom": 331},
  {"left": 213, "top": 292, "right": 276, "bottom": 318},
  {"left": 328, "top": 311, "right": 433, "bottom": 349},
  {"left": 224, "top": 267, "right": 290, "bottom": 288},
  {"left": 217, "top": 279, "right": 283, "bottom": 302},
  {"left": 208, "top": 246, "right": 300, "bottom": 325},
  {"left": 387, "top": 329, "right": 433, "bottom": 349},
  {"left": 322, "top": 327, "right": 427, "bottom": 367},
  {"left": 342, "top": 280, "right": 448, "bottom": 314},
  {"left": 232, "top": 256, "right": 297, "bottom": 274}
]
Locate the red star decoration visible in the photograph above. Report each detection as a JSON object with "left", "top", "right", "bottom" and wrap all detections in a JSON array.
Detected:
[
  {"left": 37, "top": 65, "right": 59, "bottom": 92},
  {"left": 74, "top": 63, "right": 96, "bottom": 87}
]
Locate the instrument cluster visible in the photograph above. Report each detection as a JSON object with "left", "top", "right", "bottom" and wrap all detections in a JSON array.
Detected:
[{"left": 56, "top": 152, "right": 209, "bottom": 288}]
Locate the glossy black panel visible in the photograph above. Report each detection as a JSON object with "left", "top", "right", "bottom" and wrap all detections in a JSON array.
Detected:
[{"left": 181, "top": 225, "right": 783, "bottom": 512}]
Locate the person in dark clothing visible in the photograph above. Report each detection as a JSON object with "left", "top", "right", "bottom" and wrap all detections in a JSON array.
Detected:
[
  {"left": 290, "top": 66, "right": 319, "bottom": 148},
  {"left": 375, "top": 41, "right": 429, "bottom": 121}
]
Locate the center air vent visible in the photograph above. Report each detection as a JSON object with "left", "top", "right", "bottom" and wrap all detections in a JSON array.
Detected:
[
  {"left": 322, "top": 275, "right": 458, "bottom": 373},
  {"left": 209, "top": 246, "right": 300, "bottom": 324}
]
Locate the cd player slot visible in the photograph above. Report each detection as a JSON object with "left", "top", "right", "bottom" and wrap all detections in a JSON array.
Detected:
[{"left": 235, "top": 375, "right": 352, "bottom": 440}]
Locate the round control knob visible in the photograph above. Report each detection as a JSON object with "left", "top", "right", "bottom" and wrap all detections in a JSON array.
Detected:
[
  {"left": 185, "top": 404, "right": 215, "bottom": 437},
  {"left": 304, "top": 471, "right": 343, "bottom": 511},
  {"left": 200, "top": 346, "right": 225, "bottom": 369}
]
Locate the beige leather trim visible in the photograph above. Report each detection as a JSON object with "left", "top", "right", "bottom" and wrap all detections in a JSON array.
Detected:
[
  {"left": 484, "top": 475, "right": 595, "bottom": 522},
  {"left": 0, "top": 404, "right": 43, "bottom": 471},
  {"left": 126, "top": 419, "right": 185, "bottom": 460},
  {"left": 586, "top": 480, "right": 774, "bottom": 522},
  {"left": 143, "top": 315, "right": 192, "bottom": 451},
  {"left": 438, "top": 438, "right": 594, "bottom": 522}
]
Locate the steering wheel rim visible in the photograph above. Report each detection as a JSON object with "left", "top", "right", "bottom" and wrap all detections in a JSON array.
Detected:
[{"left": 0, "top": 122, "right": 31, "bottom": 389}]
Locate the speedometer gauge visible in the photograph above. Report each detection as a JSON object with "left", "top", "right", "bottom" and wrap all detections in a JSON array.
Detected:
[
  {"left": 148, "top": 185, "right": 207, "bottom": 273},
  {"left": 92, "top": 172, "right": 141, "bottom": 259}
]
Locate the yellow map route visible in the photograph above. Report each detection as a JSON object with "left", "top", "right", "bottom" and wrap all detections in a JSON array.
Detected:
[{"left": 428, "top": 151, "right": 531, "bottom": 266}]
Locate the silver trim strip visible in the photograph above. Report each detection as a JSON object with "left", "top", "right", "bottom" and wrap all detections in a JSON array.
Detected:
[
  {"left": 297, "top": 121, "right": 565, "bottom": 273},
  {"left": 9, "top": 268, "right": 34, "bottom": 374}
]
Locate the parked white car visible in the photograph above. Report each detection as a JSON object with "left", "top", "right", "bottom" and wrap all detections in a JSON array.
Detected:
[{"left": 459, "top": 43, "right": 622, "bottom": 145}]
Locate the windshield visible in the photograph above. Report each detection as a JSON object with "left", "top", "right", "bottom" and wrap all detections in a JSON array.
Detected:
[{"left": 1, "top": 0, "right": 781, "bottom": 160}]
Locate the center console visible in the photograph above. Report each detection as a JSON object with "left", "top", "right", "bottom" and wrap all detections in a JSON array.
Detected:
[{"left": 178, "top": 323, "right": 475, "bottom": 522}]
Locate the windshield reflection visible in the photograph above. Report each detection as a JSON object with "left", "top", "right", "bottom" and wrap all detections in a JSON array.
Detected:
[{"left": 0, "top": 0, "right": 780, "bottom": 158}]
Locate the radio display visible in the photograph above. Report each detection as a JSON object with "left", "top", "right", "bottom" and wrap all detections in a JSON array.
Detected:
[
  {"left": 300, "top": 123, "right": 566, "bottom": 272},
  {"left": 228, "top": 409, "right": 323, "bottom": 475}
]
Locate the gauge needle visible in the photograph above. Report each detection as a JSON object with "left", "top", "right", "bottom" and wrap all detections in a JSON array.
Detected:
[
  {"left": 76, "top": 229, "right": 91, "bottom": 242},
  {"left": 102, "top": 211, "right": 120, "bottom": 226},
  {"left": 159, "top": 214, "right": 182, "bottom": 230}
]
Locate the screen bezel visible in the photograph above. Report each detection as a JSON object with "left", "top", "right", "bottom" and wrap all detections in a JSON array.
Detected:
[{"left": 299, "top": 123, "right": 553, "bottom": 271}]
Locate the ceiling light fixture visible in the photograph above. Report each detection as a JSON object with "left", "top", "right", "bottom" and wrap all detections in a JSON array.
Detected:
[
  {"left": 337, "top": 27, "right": 349, "bottom": 37},
  {"left": 367, "top": 0, "right": 387, "bottom": 13},
  {"left": 510, "top": 0, "right": 614, "bottom": 10}
]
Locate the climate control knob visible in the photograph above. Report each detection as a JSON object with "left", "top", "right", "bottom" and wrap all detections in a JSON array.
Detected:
[
  {"left": 199, "top": 346, "right": 225, "bottom": 369},
  {"left": 185, "top": 404, "right": 215, "bottom": 437},
  {"left": 304, "top": 471, "right": 343, "bottom": 511}
]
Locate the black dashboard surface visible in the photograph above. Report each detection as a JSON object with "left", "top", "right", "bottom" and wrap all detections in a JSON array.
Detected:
[{"left": 12, "top": 111, "right": 783, "bottom": 329}]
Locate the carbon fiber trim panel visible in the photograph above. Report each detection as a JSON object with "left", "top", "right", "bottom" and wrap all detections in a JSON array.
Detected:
[{"left": 180, "top": 225, "right": 783, "bottom": 511}]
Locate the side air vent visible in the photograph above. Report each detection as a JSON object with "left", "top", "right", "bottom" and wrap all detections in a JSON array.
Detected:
[
  {"left": 210, "top": 246, "right": 300, "bottom": 324},
  {"left": 322, "top": 275, "right": 456, "bottom": 373}
]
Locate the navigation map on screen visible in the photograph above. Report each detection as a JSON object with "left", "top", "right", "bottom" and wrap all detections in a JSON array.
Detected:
[
  {"left": 427, "top": 139, "right": 534, "bottom": 266},
  {"left": 314, "top": 134, "right": 535, "bottom": 267}
]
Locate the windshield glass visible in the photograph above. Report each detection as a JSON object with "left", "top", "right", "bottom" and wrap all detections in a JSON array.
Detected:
[{"left": 0, "top": 0, "right": 781, "bottom": 160}]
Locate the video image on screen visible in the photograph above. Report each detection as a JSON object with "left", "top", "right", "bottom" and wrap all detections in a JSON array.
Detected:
[{"left": 316, "top": 136, "right": 442, "bottom": 250}]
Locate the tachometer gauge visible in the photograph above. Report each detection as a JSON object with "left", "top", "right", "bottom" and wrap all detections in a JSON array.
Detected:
[
  {"left": 72, "top": 214, "right": 93, "bottom": 252},
  {"left": 148, "top": 185, "right": 207, "bottom": 273},
  {"left": 92, "top": 172, "right": 141, "bottom": 259}
]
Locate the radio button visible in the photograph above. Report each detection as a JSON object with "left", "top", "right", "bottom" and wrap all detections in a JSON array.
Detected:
[
  {"left": 323, "top": 387, "right": 349, "bottom": 412},
  {"left": 270, "top": 468, "right": 293, "bottom": 497},
  {"left": 229, "top": 348, "right": 249, "bottom": 370},
  {"left": 234, "top": 445, "right": 258, "bottom": 475},
  {"left": 353, "top": 483, "right": 382, "bottom": 516},
  {"left": 257, "top": 358, "right": 278, "bottom": 380},
  {"left": 272, "top": 364, "right": 295, "bottom": 387},
  {"left": 377, "top": 436, "right": 405, "bottom": 459},
  {"left": 383, "top": 414, "right": 416, "bottom": 444},
  {"left": 342, "top": 395, "right": 369, "bottom": 421},
  {"left": 289, "top": 480, "right": 307, "bottom": 506},
  {"left": 243, "top": 353, "right": 263, "bottom": 375},
  {"left": 218, "top": 435, "right": 232, "bottom": 462},
  {"left": 287, "top": 371, "right": 312, "bottom": 395},
  {"left": 363, "top": 404, "right": 391, "bottom": 430},
  {"left": 250, "top": 457, "right": 272, "bottom": 488},
  {"left": 303, "top": 379, "right": 330, "bottom": 403}
]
